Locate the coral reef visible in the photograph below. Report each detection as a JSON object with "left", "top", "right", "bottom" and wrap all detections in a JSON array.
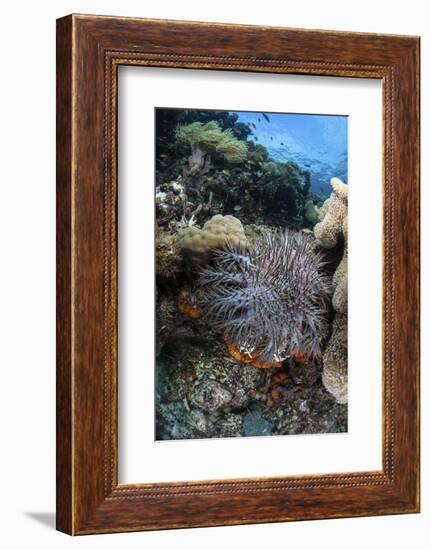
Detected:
[
  {"left": 155, "top": 227, "right": 183, "bottom": 281},
  {"left": 198, "top": 230, "right": 330, "bottom": 364},
  {"left": 178, "top": 214, "right": 247, "bottom": 264},
  {"left": 332, "top": 217, "right": 348, "bottom": 313},
  {"left": 313, "top": 178, "right": 348, "bottom": 401},
  {"left": 225, "top": 340, "right": 282, "bottom": 369},
  {"left": 321, "top": 312, "right": 348, "bottom": 404},
  {"left": 332, "top": 265, "right": 347, "bottom": 313},
  {"left": 314, "top": 178, "right": 348, "bottom": 313},
  {"left": 262, "top": 383, "right": 347, "bottom": 434},
  {"left": 176, "top": 121, "right": 248, "bottom": 176},
  {"left": 155, "top": 315, "right": 347, "bottom": 439},
  {"left": 304, "top": 198, "right": 319, "bottom": 226},
  {"left": 191, "top": 380, "right": 233, "bottom": 412},
  {"left": 177, "top": 289, "right": 202, "bottom": 319},
  {"left": 155, "top": 179, "right": 188, "bottom": 228},
  {"left": 314, "top": 177, "right": 348, "bottom": 248},
  {"left": 316, "top": 198, "right": 330, "bottom": 221},
  {"left": 155, "top": 108, "right": 349, "bottom": 439},
  {"left": 155, "top": 294, "right": 177, "bottom": 358}
]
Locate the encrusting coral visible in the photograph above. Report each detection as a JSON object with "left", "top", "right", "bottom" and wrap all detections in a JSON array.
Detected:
[
  {"left": 178, "top": 214, "right": 248, "bottom": 264},
  {"left": 198, "top": 230, "right": 330, "bottom": 366},
  {"left": 155, "top": 227, "right": 183, "bottom": 281},
  {"left": 175, "top": 121, "right": 248, "bottom": 176},
  {"left": 321, "top": 312, "right": 348, "bottom": 405}
]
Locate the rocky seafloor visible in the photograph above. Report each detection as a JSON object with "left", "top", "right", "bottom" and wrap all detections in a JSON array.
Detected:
[
  {"left": 155, "top": 313, "right": 347, "bottom": 440},
  {"left": 154, "top": 108, "right": 348, "bottom": 440}
]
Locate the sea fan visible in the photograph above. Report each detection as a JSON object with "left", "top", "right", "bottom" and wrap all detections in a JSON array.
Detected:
[{"left": 198, "top": 231, "right": 330, "bottom": 363}]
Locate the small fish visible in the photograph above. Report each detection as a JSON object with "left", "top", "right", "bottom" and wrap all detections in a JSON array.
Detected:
[
  {"left": 258, "top": 117, "right": 261, "bottom": 123},
  {"left": 262, "top": 112, "right": 270, "bottom": 123},
  {"left": 223, "top": 169, "right": 230, "bottom": 176},
  {"left": 233, "top": 205, "right": 242, "bottom": 212},
  {"left": 280, "top": 141, "right": 284, "bottom": 146},
  {"left": 270, "top": 136, "right": 273, "bottom": 140},
  {"left": 251, "top": 122, "right": 256, "bottom": 130},
  {"left": 254, "top": 136, "right": 258, "bottom": 141}
]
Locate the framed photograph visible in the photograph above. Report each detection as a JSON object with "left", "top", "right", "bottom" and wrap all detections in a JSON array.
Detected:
[{"left": 56, "top": 14, "right": 420, "bottom": 534}]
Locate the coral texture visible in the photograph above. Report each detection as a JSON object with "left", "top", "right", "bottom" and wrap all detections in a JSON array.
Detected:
[
  {"left": 178, "top": 214, "right": 247, "bottom": 264},
  {"left": 304, "top": 199, "right": 319, "bottom": 226},
  {"left": 314, "top": 177, "right": 348, "bottom": 248},
  {"left": 198, "top": 230, "right": 330, "bottom": 364},
  {"left": 321, "top": 312, "right": 348, "bottom": 404},
  {"left": 175, "top": 121, "right": 248, "bottom": 176},
  {"left": 314, "top": 178, "right": 348, "bottom": 313},
  {"left": 316, "top": 198, "right": 330, "bottom": 221},
  {"left": 332, "top": 218, "right": 348, "bottom": 313},
  {"left": 155, "top": 294, "right": 176, "bottom": 358},
  {"left": 155, "top": 227, "right": 183, "bottom": 280}
]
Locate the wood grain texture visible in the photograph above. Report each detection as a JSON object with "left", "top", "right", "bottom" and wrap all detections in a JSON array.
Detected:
[
  {"left": 56, "top": 16, "right": 73, "bottom": 535},
  {"left": 56, "top": 14, "right": 420, "bottom": 535}
]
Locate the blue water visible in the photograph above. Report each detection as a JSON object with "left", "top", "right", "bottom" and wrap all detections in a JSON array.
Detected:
[{"left": 231, "top": 111, "right": 348, "bottom": 196}]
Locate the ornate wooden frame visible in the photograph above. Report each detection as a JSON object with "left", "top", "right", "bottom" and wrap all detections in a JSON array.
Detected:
[{"left": 56, "top": 14, "right": 420, "bottom": 535}]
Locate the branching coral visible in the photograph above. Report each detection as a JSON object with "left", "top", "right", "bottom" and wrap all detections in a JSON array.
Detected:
[
  {"left": 175, "top": 121, "right": 248, "bottom": 176},
  {"left": 321, "top": 312, "right": 348, "bottom": 404},
  {"left": 198, "top": 231, "right": 330, "bottom": 365},
  {"left": 178, "top": 214, "right": 247, "bottom": 264}
]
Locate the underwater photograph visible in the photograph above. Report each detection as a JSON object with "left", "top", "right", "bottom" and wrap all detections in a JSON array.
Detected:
[{"left": 155, "top": 107, "right": 348, "bottom": 441}]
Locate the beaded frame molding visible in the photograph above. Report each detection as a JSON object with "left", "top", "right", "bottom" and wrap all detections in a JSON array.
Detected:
[{"left": 56, "top": 14, "right": 420, "bottom": 535}]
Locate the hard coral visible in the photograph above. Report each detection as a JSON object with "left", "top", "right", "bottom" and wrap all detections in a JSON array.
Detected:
[
  {"left": 332, "top": 219, "right": 348, "bottom": 313},
  {"left": 314, "top": 178, "right": 348, "bottom": 314},
  {"left": 314, "top": 177, "right": 347, "bottom": 248},
  {"left": 155, "top": 227, "right": 183, "bottom": 281},
  {"left": 178, "top": 214, "right": 247, "bottom": 264},
  {"left": 322, "top": 312, "right": 348, "bottom": 404},
  {"left": 198, "top": 230, "right": 330, "bottom": 365}
]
